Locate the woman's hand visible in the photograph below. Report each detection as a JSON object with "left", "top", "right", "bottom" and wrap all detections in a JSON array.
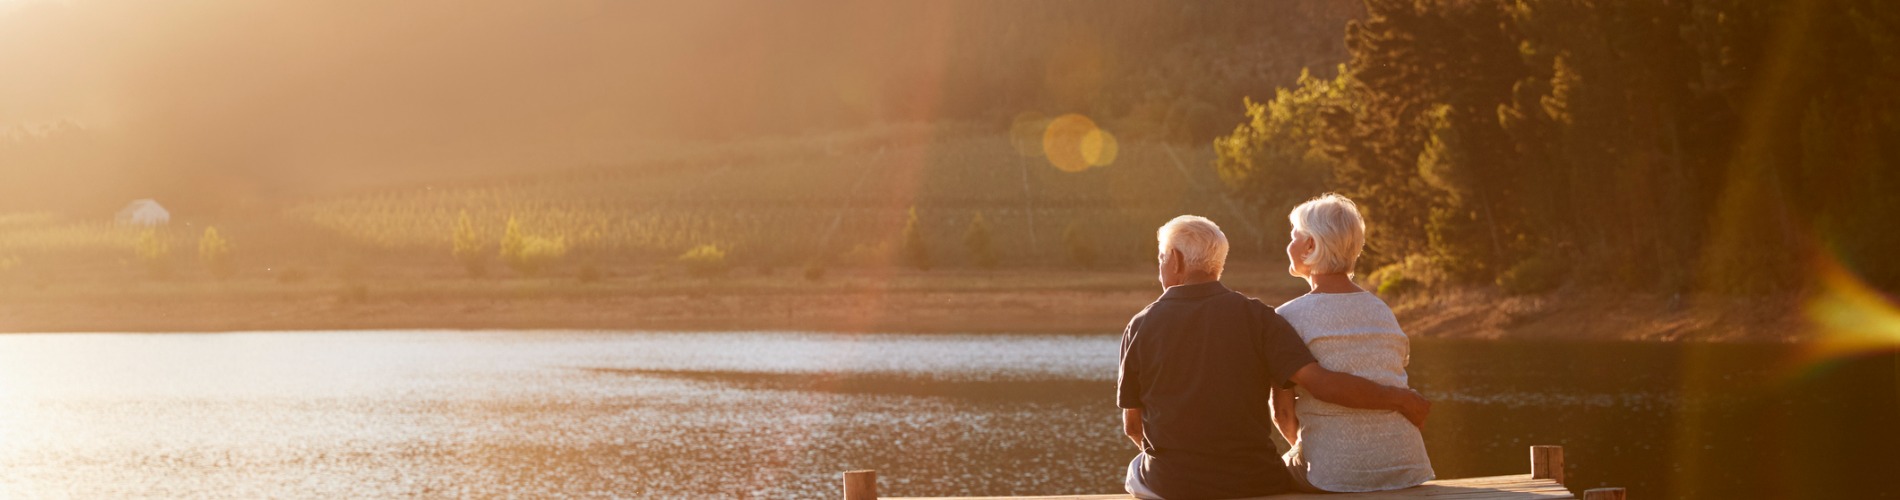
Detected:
[{"left": 1396, "top": 389, "right": 1430, "bottom": 429}]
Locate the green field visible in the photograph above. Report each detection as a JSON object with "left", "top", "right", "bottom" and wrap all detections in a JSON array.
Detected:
[{"left": 0, "top": 122, "right": 1292, "bottom": 286}]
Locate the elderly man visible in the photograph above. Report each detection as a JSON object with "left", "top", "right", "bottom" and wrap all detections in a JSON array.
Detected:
[{"left": 1119, "top": 215, "right": 1430, "bottom": 500}]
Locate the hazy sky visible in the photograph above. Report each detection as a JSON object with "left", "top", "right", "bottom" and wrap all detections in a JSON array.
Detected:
[
  {"left": 1, "top": 0, "right": 1000, "bottom": 207},
  {"left": 0, "top": 0, "right": 1355, "bottom": 211}
]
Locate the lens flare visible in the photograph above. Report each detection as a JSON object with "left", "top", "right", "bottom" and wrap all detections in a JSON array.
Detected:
[
  {"left": 1081, "top": 127, "right": 1117, "bottom": 167},
  {"left": 1802, "top": 255, "right": 1900, "bottom": 366},
  {"left": 1041, "top": 113, "right": 1115, "bottom": 173}
]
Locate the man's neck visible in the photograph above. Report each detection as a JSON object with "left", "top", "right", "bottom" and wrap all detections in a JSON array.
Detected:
[{"left": 1167, "top": 275, "right": 1220, "bottom": 289}]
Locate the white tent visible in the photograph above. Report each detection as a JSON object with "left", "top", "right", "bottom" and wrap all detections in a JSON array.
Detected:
[{"left": 116, "top": 199, "right": 171, "bottom": 226}]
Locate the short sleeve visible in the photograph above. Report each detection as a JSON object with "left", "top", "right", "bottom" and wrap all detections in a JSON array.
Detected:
[
  {"left": 1116, "top": 316, "right": 1144, "bottom": 409},
  {"left": 1253, "top": 301, "right": 1317, "bottom": 389}
]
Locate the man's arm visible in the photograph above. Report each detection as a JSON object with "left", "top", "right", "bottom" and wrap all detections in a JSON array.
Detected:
[
  {"left": 1122, "top": 408, "right": 1144, "bottom": 450},
  {"left": 1270, "top": 387, "right": 1299, "bottom": 445},
  {"left": 1288, "top": 362, "right": 1430, "bottom": 428}
]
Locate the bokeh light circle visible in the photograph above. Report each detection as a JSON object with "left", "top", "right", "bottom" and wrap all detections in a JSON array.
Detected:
[
  {"left": 1042, "top": 113, "right": 1114, "bottom": 173},
  {"left": 1082, "top": 128, "right": 1118, "bottom": 167}
]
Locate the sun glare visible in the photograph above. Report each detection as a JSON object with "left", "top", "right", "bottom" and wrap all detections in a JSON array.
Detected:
[{"left": 1802, "top": 255, "right": 1900, "bottom": 365}]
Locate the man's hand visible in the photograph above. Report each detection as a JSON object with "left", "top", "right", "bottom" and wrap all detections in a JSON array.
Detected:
[
  {"left": 1123, "top": 408, "right": 1145, "bottom": 450},
  {"left": 1289, "top": 362, "right": 1431, "bottom": 429}
]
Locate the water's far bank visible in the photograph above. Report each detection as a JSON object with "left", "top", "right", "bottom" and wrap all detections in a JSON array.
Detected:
[{"left": 0, "top": 267, "right": 1814, "bottom": 342}]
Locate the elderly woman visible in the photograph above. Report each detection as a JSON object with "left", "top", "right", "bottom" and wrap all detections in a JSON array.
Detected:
[{"left": 1273, "top": 194, "right": 1434, "bottom": 493}]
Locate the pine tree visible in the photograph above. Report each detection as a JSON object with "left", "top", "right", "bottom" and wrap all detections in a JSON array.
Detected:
[
  {"left": 198, "top": 226, "right": 232, "bottom": 280},
  {"left": 135, "top": 228, "right": 171, "bottom": 278},
  {"left": 1063, "top": 222, "right": 1098, "bottom": 269},
  {"left": 452, "top": 211, "right": 487, "bottom": 278},
  {"left": 901, "top": 206, "right": 932, "bottom": 271},
  {"left": 964, "top": 212, "right": 998, "bottom": 269}
]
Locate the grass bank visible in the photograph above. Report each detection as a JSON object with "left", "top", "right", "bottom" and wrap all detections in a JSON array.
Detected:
[{"left": 0, "top": 262, "right": 1807, "bottom": 341}]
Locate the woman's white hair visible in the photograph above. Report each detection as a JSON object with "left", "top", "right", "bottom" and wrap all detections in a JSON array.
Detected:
[
  {"left": 1289, "top": 193, "right": 1366, "bottom": 276},
  {"left": 1157, "top": 215, "right": 1229, "bottom": 276}
]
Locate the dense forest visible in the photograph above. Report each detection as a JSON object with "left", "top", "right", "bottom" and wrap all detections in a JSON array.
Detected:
[{"left": 1216, "top": 0, "right": 1899, "bottom": 294}]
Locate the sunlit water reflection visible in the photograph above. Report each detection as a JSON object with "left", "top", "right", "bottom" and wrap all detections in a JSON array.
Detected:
[{"left": 0, "top": 332, "right": 1892, "bottom": 498}]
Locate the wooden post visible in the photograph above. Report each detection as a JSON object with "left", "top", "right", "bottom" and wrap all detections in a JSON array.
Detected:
[
  {"left": 1530, "top": 445, "right": 1565, "bottom": 485},
  {"left": 843, "top": 470, "right": 878, "bottom": 500},
  {"left": 1581, "top": 487, "right": 1627, "bottom": 500}
]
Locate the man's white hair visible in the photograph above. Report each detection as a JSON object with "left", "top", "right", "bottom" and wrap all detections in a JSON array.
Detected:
[
  {"left": 1288, "top": 193, "right": 1366, "bottom": 276},
  {"left": 1157, "top": 215, "right": 1229, "bottom": 276}
]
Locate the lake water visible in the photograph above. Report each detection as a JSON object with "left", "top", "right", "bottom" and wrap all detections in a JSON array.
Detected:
[{"left": 0, "top": 331, "right": 1892, "bottom": 498}]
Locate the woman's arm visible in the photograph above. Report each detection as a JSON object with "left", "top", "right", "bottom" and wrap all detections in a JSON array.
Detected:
[
  {"left": 1271, "top": 386, "right": 1299, "bottom": 445},
  {"left": 1289, "top": 362, "right": 1430, "bottom": 428}
]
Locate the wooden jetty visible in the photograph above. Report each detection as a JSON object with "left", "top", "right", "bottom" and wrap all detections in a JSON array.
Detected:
[{"left": 842, "top": 445, "right": 1625, "bottom": 500}]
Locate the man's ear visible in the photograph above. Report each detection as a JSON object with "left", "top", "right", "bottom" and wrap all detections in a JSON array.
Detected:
[{"left": 1168, "top": 249, "right": 1185, "bottom": 274}]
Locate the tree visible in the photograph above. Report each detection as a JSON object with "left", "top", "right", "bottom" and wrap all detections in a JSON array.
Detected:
[
  {"left": 198, "top": 226, "right": 232, "bottom": 280},
  {"left": 452, "top": 210, "right": 487, "bottom": 278},
  {"left": 1063, "top": 221, "right": 1099, "bottom": 269},
  {"left": 1214, "top": 0, "right": 1900, "bottom": 294},
  {"left": 1214, "top": 68, "right": 1348, "bottom": 237},
  {"left": 678, "top": 244, "right": 730, "bottom": 278},
  {"left": 499, "top": 216, "right": 568, "bottom": 276},
  {"left": 1321, "top": 0, "right": 1528, "bottom": 277},
  {"left": 1418, "top": 104, "right": 1499, "bottom": 280},
  {"left": 964, "top": 212, "right": 998, "bottom": 269},
  {"left": 135, "top": 228, "right": 171, "bottom": 278},
  {"left": 901, "top": 206, "right": 932, "bottom": 271}
]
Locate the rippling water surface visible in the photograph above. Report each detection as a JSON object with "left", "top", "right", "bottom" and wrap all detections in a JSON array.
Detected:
[{"left": 0, "top": 331, "right": 1892, "bottom": 499}]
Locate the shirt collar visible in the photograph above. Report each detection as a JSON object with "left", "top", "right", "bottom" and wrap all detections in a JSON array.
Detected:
[{"left": 1159, "top": 280, "right": 1230, "bottom": 301}]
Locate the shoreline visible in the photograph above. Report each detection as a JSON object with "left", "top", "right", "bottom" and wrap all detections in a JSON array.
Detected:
[{"left": 0, "top": 268, "right": 1811, "bottom": 341}]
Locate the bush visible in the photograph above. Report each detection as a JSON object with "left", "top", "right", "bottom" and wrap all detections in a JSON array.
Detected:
[
  {"left": 135, "top": 228, "right": 172, "bottom": 278},
  {"left": 276, "top": 266, "right": 309, "bottom": 284},
  {"left": 1377, "top": 275, "right": 1422, "bottom": 297},
  {"left": 337, "top": 283, "right": 369, "bottom": 303},
  {"left": 1498, "top": 255, "right": 1566, "bottom": 295},
  {"left": 452, "top": 210, "right": 488, "bottom": 278},
  {"left": 1367, "top": 255, "right": 1445, "bottom": 298},
  {"left": 1063, "top": 222, "right": 1099, "bottom": 269},
  {"left": 0, "top": 255, "right": 19, "bottom": 285},
  {"left": 965, "top": 212, "right": 998, "bottom": 269},
  {"left": 199, "top": 226, "right": 233, "bottom": 280},
  {"left": 679, "top": 244, "right": 730, "bottom": 278},
  {"left": 499, "top": 217, "right": 568, "bottom": 276},
  {"left": 901, "top": 206, "right": 932, "bottom": 271},
  {"left": 577, "top": 263, "right": 602, "bottom": 283}
]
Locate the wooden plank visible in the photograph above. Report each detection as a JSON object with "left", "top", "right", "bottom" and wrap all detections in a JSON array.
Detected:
[
  {"left": 889, "top": 475, "right": 1575, "bottom": 500},
  {"left": 1531, "top": 446, "right": 1565, "bottom": 485},
  {"left": 844, "top": 470, "right": 879, "bottom": 500},
  {"left": 894, "top": 495, "right": 1130, "bottom": 500}
]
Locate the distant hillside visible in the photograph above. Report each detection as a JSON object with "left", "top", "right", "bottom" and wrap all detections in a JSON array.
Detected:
[
  {"left": 279, "top": 123, "right": 1281, "bottom": 270},
  {"left": 0, "top": 1, "right": 1360, "bottom": 213}
]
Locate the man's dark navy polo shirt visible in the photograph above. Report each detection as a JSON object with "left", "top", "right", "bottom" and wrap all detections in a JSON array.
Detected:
[{"left": 1117, "top": 281, "right": 1318, "bottom": 500}]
